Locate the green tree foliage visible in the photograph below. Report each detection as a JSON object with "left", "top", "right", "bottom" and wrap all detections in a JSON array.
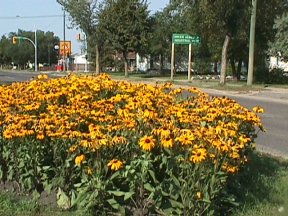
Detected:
[
  {"left": 270, "top": 13, "right": 288, "bottom": 61},
  {"left": 163, "top": 0, "right": 288, "bottom": 83},
  {"left": 57, "top": 0, "right": 104, "bottom": 74},
  {"left": 99, "top": 0, "right": 150, "bottom": 76},
  {"left": 0, "top": 30, "right": 59, "bottom": 69},
  {"left": 37, "top": 31, "right": 60, "bottom": 66},
  {"left": 147, "top": 12, "right": 175, "bottom": 74}
]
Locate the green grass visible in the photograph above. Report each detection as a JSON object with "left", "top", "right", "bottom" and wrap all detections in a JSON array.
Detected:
[
  {"left": 0, "top": 152, "right": 287, "bottom": 215},
  {"left": 0, "top": 191, "right": 86, "bottom": 216},
  {"left": 231, "top": 152, "right": 288, "bottom": 216}
]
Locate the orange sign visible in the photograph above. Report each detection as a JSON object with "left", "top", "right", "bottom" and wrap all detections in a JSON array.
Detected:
[{"left": 59, "top": 41, "right": 71, "bottom": 56}]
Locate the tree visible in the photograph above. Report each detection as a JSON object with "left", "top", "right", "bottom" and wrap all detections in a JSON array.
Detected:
[
  {"left": 147, "top": 11, "right": 178, "bottom": 74},
  {"left": 0, "top": 30, "right": 59, "bottom": 69},
  {"left": 270, "top": 13, "right": 288, "bottom": 61},
  {"left": 99, "top": 0, "right": 150, "bottom": 76},
  {"left": 57, "top": 0, "right": 104, "bottom": 74},
  {"left": 37, "top": 31, "right": 60, "bottom": 66}
]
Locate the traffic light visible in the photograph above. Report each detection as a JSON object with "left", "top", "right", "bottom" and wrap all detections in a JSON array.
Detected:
[
  {"left": 77, "top": 33, "right": 81, "bottom": 40},
  {"left": 12, "top": 37, "right": 17, "bottom": 44}
]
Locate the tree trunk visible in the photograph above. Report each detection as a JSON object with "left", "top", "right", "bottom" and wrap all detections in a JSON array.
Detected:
[
  {"left": 236, "top": 59, "right": 242, "bottom": 80},
  {"left": 230, "top": 58, "right": 236, "bottom": 79},
  {"left": 160, "top": 54, "right": 164, "bottom": 75},
  {"left": 124, "top": 52, "right": 128, "bottom": 77},
  {"left": 95, "top": 44, "right": 100, "bottom": 75},
  {"left": 213, "top": 62, "right": 218, "bottom": 75},
  {"left": 219, "top": 34, "right": 231, "bottom": 85}
]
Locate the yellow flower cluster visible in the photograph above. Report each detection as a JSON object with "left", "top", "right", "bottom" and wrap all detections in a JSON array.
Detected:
[{"left": 0, "top": 74, "right": 263, "bottom": 173}]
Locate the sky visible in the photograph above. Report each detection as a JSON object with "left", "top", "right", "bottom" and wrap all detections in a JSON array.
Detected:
[{"left": 0, "top": 0, "right": 170, "bottom": 54}]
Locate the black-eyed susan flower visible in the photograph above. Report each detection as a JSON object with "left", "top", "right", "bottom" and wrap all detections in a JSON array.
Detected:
[
  {"left": 190, "top": 147, "right": 207, "bottom": 163},
  {"left": 252, "top": 106, "right": 264, "bottom": 113},
  {"left": 111, "top": 136, "right": 128, "bottom": 145},
  {"left": 175, "top": 134, "right": 194, "bottom": 146},
  {"left": 107, "top": 159, "right": 123, "bottom": 171},
  {"left": 139, "top": 135, "right": 156, "bottom": 151},
  {"left": 75, "top": 154, "right": 86, "bottom": 166},
  {"left": 161, "top": 136, "right": 174, "bottom": 148}
]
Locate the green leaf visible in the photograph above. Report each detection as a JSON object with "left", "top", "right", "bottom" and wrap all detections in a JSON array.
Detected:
[
  {"left": 32, "top": 190, "right": 41, "bottom": 199},
  {"left": 70, "top": 190, "right": 77, "bottom": 207},
  {"left": 107, "top": 198, "right": 120, "bottom": 210},
  {"left": 110, "top": 171, "right": 120, "bottom": 180},
  {"left": 108, "top": 190, "right": 125, "bottom": 196},
  {"left": 43, "top": 182, "right": 53, "bottom": 194},
  {"left": 171, "top": 174, "right": 180, "bottom": 187},
  {"left": 148, "top": 170, "right": 157, "bottom": 183},
  {"left": 124, "top": 191, "right": 135, "bottom": 201},
  {"left": 144, "top": 183, "right": 155, "bottom": 192},
  {"left": 57, "top": 188, "right": 71, "bottom": 210},
  {"left": 169, "top": 199, "right": 184, "bottom": 209}
]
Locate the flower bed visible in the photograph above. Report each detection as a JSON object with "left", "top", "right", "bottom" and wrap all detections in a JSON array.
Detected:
[{"left": 0, "top": 74, "right": 263, "bottom": 215}]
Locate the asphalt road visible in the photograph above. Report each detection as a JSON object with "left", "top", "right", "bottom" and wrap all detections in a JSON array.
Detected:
[
  {"left": 0, "top": 70, "right": 65, "bottom": 83},
  {"left": 1, "top": 70, "right": 287, "bottom": 158}
]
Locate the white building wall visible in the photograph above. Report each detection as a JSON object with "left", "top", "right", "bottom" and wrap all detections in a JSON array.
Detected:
[{"left": 270, "top": 56, "right": 288, "bottom": 72}]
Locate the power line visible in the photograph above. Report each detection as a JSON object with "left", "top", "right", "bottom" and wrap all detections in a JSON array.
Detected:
[{"left": 0, "top": 15, "right": 63, "bottom": 19}]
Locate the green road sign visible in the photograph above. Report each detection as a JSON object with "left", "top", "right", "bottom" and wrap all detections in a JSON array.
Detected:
[{"left": 172, "top": 34, "right": 201, "bottom": 45}]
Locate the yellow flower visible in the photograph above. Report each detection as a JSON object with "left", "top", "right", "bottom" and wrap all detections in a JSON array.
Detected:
[
  {"left": 175, "top": 133, "right": 194, "bottom": 146},
  {"left": 190, "top": 147, "right": 207, "bottom": 163},
  {"left": 112, "top": 136, "right": 128, "bottom": 145},
  {"left": 68, "top": 145, "right": 78, "bottom": 153},
  {"left": 252, "top": 106, "right": 264, "bottom": 113},
  {"left": 139, "top": 135, "right": 156, "bottom": 151},
  {"left": 161, "top": 137, "right": 174, "bottom": 148},
  {"left": 107, "top": 159, "right": 124, "bottom": 171},
  {"left": 75, "top": 154, "right": 86, "bottom": 166},
  {"left": 222, "top": 163, "right": 239, "bottom": 174},
  {"left": 196, "top": 191, "right": 202, "bottom": 199},
  {"left": 86, "top": 167, "right": 93, "bottom": 175},
  {"left": 37, "top": 74, "right": 48, "bottom": 80},
  {"left": 212, "top": 140, "right": 229, "bottom": 152},
  {"left": 157, "top": 126, "right": 171, "bottom": 138}
]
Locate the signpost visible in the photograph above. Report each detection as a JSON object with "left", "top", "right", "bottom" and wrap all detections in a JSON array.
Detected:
[
  {"left": 59, "top": 41, "right": 71, "bottom": 56},
  {"left": 172, "top": 34, "right": 201, "bottom": 45},
  {"left": 171, "top": 34, "right": 201, "bottom": 81}
]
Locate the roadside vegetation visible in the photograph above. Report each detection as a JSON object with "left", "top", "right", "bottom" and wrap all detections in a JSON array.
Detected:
[
  {"left": 0, "top": 74, "right": 270, "bottom": 215},
  {"left": 1, "top": 152, "right": 287, "bottom": 216}
]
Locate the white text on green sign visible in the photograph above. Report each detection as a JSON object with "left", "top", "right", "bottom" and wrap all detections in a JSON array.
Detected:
[{"left": 172, "top": 34, "right": 201, "bottom": 45}]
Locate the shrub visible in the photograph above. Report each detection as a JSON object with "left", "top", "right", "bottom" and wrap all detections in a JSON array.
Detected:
[
  {"left": 0, "top": 74, "right": 263, "bottom": 215},
  {"left": 266, "top": 68, "right": 288, "bottom": 84}
]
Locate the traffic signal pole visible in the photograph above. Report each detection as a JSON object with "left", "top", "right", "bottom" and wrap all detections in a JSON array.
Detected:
[{"left": 12, "top": 31, "right": 38, "bottom": 72}]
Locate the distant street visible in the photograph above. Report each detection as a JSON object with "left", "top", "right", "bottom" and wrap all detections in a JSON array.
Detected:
[
  {"left": 1, "top": 70, "right": 287, "bottom": 158},
  {"left": 0, "top": 70, "right": 65, "bottom": 83}
]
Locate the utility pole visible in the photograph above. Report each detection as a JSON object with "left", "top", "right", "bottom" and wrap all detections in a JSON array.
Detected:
[
  {"left": 84, "top": 33, "right": 88, "bottom": 72},
  {"left": 35, "top": 30, "right": 37, "bottom": 72},
  {"left": 247, "top": 0, "right": 257, "bottom": 86},
  {"left": 63, "top": 8, "right": 66, "bottom": 72}
]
